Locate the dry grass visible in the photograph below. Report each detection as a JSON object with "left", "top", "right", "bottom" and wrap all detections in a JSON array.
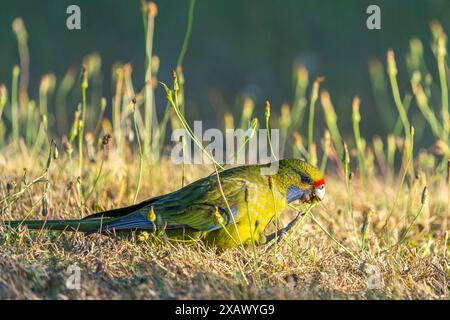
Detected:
[{"left": 0, "top": 148, "right": 448, "bottom": 300}]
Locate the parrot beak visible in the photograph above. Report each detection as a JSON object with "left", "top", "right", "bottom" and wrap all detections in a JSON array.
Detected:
[{"left": 314, "top": 185, "right": 326, "bottom": 201}]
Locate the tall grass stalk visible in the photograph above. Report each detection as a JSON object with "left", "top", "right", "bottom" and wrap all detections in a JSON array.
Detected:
[
  {"left": 382, "top": 126, "right": 415, "bottom": 234},
  {"left": 161, "top": 77, "right": 224, "bottom": 170},
  {"left": 434, "top": 28, "right": 449, "bottom": 140},
  {"left": 446, "top": 159, "right": 450, "bottom": 233},
  {"left": 113, "top": 67, "right": 124, "bottom": 155},
  {"left": 368, "top": 59, "right": 395, "bottom": 131},
  {"left": 153, "top": 0, "right": 196, "bottom": 161},
  {"left": 290, "top": 66, "right": 309, "bottom": 138},
  {"left": 11, "top": 66, "right": 20, "bottom": 149},
  {"left": 226, "top": 118, "right": 258, "bottom": 165},
  {"left": 343, "top": 142, "right": 357, "bottom": 240},
  {"left": 265, "top": 101, "right": 278, "bottom": 160},
  {"left": 240, "top": 97, "right": 254, "bottom": 130},
  {"left": 181, "top": 135, "right": 187, "bottom": 187},
  {"left": 142, "top": 2, "right": 157, "bottom": 158},
  {"left": 281, "top": 203, "right": 312, "bottom": 245},
  {"left": 292, "top": 132, "right": 304, "bottom": 159},
  {"left": 292, "top": 202, "right": 360, "bottom": 263},
  {"left": 177, "top": 0, "right": 196, "bottom": 68},
  {"left": 38, "top": 74, "right": 55, "bottom": 149},
  {"left": 352, "top": 96, "right": 366, "bottom": 183},
  {"left": 0, "top": 85, "right": 7, "bottom": 147},
  {"left": 85, "top": 154, "right": 105, "bottom": 202},
  {"left": 279, "top": 104, "right": 291, "bottom": 157},
  {"left": 392, "top": 95, "right": 412, "bottom": 138},
  {"left": 406, "top": 38, "right": 429, "bottom": 77},
  {"left": 360, "top": 208, "right": 374, "bottom": 252},
  {"left": 211, "top": 164, "right": 244, "bottom": 249},
  {"left": 372, "top": 136, "right": 387, "bottom": 177},
  {"left": 320, "top": 90, "right": 343, "bottom": 158},
  {"left": 309, "top": 212, "right": 360, "bottom": 262},
  {"left": 387, "top": 50, "right": 414, "bottom": 176},
  {"left": 12, "top": 18, "right": 29, "bottom": 108},
  {"left": 412, "top": 82, "right": 442, "bottom": 138},
  {"left": 245, "top": 186, "right": 259, "bottom": 274},
  {"left": 78, "top": 67, "right": 88, "bottom": 180},
  {"left": 25, "top": 100, "right": 36, "bottom": 146},
  {"left": 320, "top": 130, "right": 331, "bottom": 172},
  {"left": 132, "top": 98, "right": 144, "bottom": 204},
  {"left": 84, "top": 54, "right": 102, "bottom": 129},
  {"left": 55, "top": 67, "right": 76, "bottom": 134},
  {"left": 308, "top": 77, "right": 323, "bottom": 163},
  {"left": 0, "top": 85, "right": 6, "bottom": 119},
  {"left": 386, "top": 134, "right": 396, "bottom": 181},
  {"left": 268, "top": 176, "right": 280, "bottom": 265},
  {"left": 388, "top": 187, "right": 427, "bottom": 251}
]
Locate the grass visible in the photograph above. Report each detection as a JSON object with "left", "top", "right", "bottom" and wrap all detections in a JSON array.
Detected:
[
  {"left": 0, "top": 3, "right": 449, "bottom": 300},
  {"left": 0, "top": 156, "right": 448, "bottom": 299}
]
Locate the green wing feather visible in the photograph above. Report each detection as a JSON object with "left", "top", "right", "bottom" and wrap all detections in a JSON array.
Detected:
[{"left": 81, "top": 166, "right": 255, "bottom": 233}]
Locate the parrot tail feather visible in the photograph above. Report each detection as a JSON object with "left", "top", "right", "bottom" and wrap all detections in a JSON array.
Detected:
[
  {"left": 3, "top": 204, "right": 156, "bottom": 234},
  {"left": 3, "top": 218, "right": 107, "bottom": 233}
]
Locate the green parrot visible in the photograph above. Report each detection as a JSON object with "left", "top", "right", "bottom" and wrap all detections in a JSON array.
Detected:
[{"left": 3, "top": 159, "right": 325, "bottom": 249}]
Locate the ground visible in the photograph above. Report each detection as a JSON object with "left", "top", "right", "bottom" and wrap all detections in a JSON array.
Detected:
[{"left": 0, "top": 149, "right": 448, "bottom": 299}]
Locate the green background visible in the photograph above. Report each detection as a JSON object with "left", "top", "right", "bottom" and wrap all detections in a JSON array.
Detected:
[{"left": 0, "top": 0, "right": 449, "bottom": 143}]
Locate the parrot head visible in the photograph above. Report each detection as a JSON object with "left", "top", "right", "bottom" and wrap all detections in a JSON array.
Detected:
[{"left": 275, "top": 159, "right": 325, "bottom": 204}]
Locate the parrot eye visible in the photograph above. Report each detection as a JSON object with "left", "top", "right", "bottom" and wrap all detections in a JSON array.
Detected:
[{"left": 301, "top": 175, "right": 312, "bottom": 184}]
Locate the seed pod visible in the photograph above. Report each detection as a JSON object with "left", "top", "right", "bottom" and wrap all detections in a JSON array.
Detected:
[
  {"left": 421, "top": 186, "right": 428, "bottom": 205},
  {"left": 265, "top": 100, "right": 271, "bottom": 118},
  {"left": 53, "top": 145, "right": 59, "bottom": 160},
  {"left": 102, "top": 134, "right": 111, "bottom": 147},
  {"left": 293, "top": 132, "right": 302, "bottom": 148},
  {"left": 63, "top": 141, "right": 73, "bottom": 155},
  {"left": 387, "top": 49, "right": 398, "bottom": 76},
  {"left": 6, "top": 180, "right": 17, "bottom": 193},
  {"left": 138, "top": 231, "right": 150, "bottom": 242},
  {"left": 311, "top": 77, "right": 324, "bottom": 101},
  {"left": 172, "top": 70, "right": 179, "bottom": 92},
  {"left": 149, "top": 206, "right": 156, "bottom": 223},
  {"left": 81, "top": 66, "right": 88, "bottom": 89},
  {"left": 148, "top": 2, "right": 158, "bottom": 17}
]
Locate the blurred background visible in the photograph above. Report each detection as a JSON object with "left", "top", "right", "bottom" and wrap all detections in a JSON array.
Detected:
[{"left": 0, "top": 0, "right": 449, "bottom": 147}]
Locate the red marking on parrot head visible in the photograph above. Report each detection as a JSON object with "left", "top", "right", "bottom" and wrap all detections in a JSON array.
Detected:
[{"left": 313, "top": 178, "right": 325, "bottom": 187}]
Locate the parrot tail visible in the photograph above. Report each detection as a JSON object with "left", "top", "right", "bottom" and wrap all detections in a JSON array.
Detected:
[
  {"left": 3, "top": 199, "right": 155, "bottom": 233},
  {"left": 4, "top": 218, "right": 109, "bottom": 233}
]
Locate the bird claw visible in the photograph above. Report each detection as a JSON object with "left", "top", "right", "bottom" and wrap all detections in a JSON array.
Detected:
[{"left": 265, "top": 212, "right": 302, "bottom": 250}]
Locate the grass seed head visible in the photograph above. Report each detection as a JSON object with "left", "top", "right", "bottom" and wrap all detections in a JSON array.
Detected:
[
  {"left": 149, "top": 206, "right": 156, "bottom": 223},
  {"left": 387, "top": 49, "right": 398, "bottom": 76},
  {"left": 148, "top": 2, "right": 158, "bottom": 18},
  {"left": 421, "top": 186, "right": 428, "bottom": 205},
  {"left": 265, "top": 100, "right": 271, "bottom": 118}
]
